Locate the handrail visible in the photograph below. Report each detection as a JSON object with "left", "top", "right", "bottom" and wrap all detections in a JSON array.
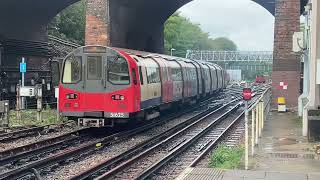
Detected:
[{"left": 248, "top": 86, "right": 271, "bottom": 111}]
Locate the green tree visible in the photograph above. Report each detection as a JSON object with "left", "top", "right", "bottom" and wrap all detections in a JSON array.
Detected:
[
  {"left": 164, "top": 13, "right": 237, "bottom": 57},
  {"left": 48, "top": 1, "right": 86, "bottom": 44},
  {"left": 209, "top": 37, "right": 237, "bottom": 51},
  {"left": 49, "top": 7, "right": 237, "bottom": 55}
]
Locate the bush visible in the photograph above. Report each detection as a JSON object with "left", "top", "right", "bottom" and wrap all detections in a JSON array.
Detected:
[{"left": 209, "top": 144, "right": 244, "bottom": 169}]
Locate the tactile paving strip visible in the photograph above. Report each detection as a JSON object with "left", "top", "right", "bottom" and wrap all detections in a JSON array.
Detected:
[
  {"left": 182, "top": 168, "right": 224, "bottom": 180},
  {"left": 268, "top": 153, "right": 315, "bottom": 159}
]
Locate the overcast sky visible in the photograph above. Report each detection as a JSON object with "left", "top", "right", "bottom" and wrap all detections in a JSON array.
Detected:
[{"left": 179, "top": 0, "right": 275, "bottom": 51}]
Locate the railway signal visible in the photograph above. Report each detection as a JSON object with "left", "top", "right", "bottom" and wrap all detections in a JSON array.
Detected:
[{"left": 243, "top": 88, "right": 252, "bottom": 101}]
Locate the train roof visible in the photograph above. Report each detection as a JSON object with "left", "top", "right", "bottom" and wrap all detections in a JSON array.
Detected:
[{"left": 75, "top": 45, "right": 223, "bottom": 70}]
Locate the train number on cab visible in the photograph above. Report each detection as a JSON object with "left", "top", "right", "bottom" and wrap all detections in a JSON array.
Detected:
[{"left": 108, "top": 112, "right": 129, "bottom": 118}]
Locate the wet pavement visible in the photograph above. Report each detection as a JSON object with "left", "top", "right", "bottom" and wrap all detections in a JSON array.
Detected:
[
  {"left": 253, "top": 112, "right": 320, "bottom": 172},
  {"left": 176, "top": 112, "right": 320, "bottom": 180}
]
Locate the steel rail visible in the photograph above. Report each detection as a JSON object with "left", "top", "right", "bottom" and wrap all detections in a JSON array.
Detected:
[
  {"left": 0, "top": 126, "right": 48, "bottom": 142},
  {"left": 0, "top": 94, "right": 225, "bottom": 180},
  {"left": 0, "top": 128, "right": 91, "bottom": 166},
  {"left": 135, "top": 104, "right": 244, "bottom": 180},
  {"left": 189, "top": 112, "right": 245, "bottom": 167},
  {"left": 189, "top": 88, "right": 268, "bottom": 168},
  {"left": 94, "top": 101, "right": 242, "bottom": 180},
  {"left": 70, "top": 100, "right": 237, "bottom": 180}
]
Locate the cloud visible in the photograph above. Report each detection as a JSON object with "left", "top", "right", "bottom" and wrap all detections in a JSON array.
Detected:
[{"left": 178, "top": 0, "right": 275, "bottom": 51}]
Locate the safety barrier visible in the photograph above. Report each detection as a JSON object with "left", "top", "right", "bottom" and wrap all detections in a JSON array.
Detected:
[{"left": 245, "top": 86, "right": 272, "bottom": 169}]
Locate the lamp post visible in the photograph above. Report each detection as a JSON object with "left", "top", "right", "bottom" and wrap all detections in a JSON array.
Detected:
[{"left": 170, "top": 48, "right": 176, "bottom": 56}]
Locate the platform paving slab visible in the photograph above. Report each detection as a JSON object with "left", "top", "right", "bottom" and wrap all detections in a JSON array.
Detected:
[
  {"left": 176, "top": 168, "right": 320, "bottom": 180},
  {"left": 176, "top": 112, "right": 320, "bottom": 180}
]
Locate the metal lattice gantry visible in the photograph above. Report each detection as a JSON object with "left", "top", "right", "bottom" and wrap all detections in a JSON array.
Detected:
[{"left": 186, "top": 50, "right": 273, "bottom": 63}]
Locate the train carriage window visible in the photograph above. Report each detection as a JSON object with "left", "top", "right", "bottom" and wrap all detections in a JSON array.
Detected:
[
  {"left": 87, "top": 56, "right": 102, "bottom": 80},
  {"left": 172, "top": 68, "right": 182, "bottom": 81},
  {"left": 146, "top": 67, "right": 160, "bottom": 84},
  {"left": 107, "top": 56, "right": 130, "bottom": 85},
  {"left": 62, "top": 55, "right": 81, "bottom": 84}
]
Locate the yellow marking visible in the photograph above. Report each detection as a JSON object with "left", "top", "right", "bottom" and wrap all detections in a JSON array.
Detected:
[
  {"left": 96, "top": 143, "right": 102, "bottom": 148},
  {"left": 277, "top": 97, "right": 286, "bottom": 104}
]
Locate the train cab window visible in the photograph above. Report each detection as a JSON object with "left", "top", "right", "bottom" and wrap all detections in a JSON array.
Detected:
[
  {"left": 146, "top": 67, "right": 160, "bottom": 84},
  {"left": 107, "top": 56, "right": 130, "bottom": 85},
  {"left": 87, "top": 56, "right": 102, "bottom": 80},
  {"left": 62, "top": 55, "right": 82, "bottom": 84}
]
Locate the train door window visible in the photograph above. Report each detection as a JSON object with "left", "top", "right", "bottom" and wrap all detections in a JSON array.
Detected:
[
  {"left": 62, "top": 55, "right": 82, "bottom": 84},
  {"left": 87, "top": 56, "right": 102, "bottom": 80},
  {"left": 139, "top": 66, "right": 144, "bottom": 85},
  {"left": 132, "top": 68, "right": 137, "bottom": 85},
  {"left": 107, "top": 56, "right": 130, "bottom": 85}
]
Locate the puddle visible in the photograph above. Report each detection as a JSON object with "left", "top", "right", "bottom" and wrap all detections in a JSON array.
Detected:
[{"left": 276, "top": 137, "right": 298, "bottom": 146}]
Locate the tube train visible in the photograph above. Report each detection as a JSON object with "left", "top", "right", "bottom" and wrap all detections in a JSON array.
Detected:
[{"left": 59, "top": 46, "right": 229, "bottom": 127}]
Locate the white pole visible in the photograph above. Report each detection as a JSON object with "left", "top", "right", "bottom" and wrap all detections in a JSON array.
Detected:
[
  {"left": 251, "top": 109, "right": 255, "bottom": 156},
  {"left": 259, "top": 102, "right": 262, "bottom": 137},
  {"left": 262, "top": 101, "right": 265, "bottom": 129},
  {"left": 245, "top": 100, "right": 249, "bottom": 170},
  {"left": 255, "top": 105, "right": 259, "bottom": 144}
]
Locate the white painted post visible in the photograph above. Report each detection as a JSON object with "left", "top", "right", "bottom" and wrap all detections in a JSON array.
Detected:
[
  {"left": 255, "top": 105, "right": 259, "bottom": 144},
  {"left": 251, "top": 109, "right": 255, "bottom": 156},
  {"left": 262, "top": 101, "right": 265, "bottom": 130},
  {"left": 55, "top": 87, "right": 59, "bottom": 122},
  {"left": 259, "top": 102, "right": 263, "bottom": 137},
  {"left": 245, "top": 101, "right": 249, "bottom": 170}
]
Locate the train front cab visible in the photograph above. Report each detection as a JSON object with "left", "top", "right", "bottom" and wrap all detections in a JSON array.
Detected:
[{"left": 59, "top": 46, "right": 140, "bottom": 127}]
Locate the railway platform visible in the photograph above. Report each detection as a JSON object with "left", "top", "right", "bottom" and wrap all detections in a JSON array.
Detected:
[{"left": 176, "top": 112, "right": 320, "bottom": 180}]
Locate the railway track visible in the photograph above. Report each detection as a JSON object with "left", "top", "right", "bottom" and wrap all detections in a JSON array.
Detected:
[
  {"left": 71, "top": 87, "right": 262, "bottom": 180},
  {"left": 0, "top": 125, "right": 59, "bottom": 143},
  {"left": 135, "top": 94, "right": 260, "bottom": 180},
  {"left": 0, "top": 127, "right": 92, "bottom": 168},
  {"left": 0, "top": 90, "right": 236, "bottom": 180},
  {"left": 84, "top": 99, "right": 242, "bottom": 180}
]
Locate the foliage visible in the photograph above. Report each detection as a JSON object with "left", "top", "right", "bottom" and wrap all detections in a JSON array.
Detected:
[
  {"left": 209, "top": 144, "right": 244, "bottom": 169},
  {"left": 48, "top": 1, "right": 86, "bottom": 45},
  {"left": 164, "top": 13, "right": 237, "bottom": 57},
  {"left": 9, "top": 108, "right": 65, "bottom": 127},
  {"left": 49, "top": 5, "right": 237, "bottom": 56}
]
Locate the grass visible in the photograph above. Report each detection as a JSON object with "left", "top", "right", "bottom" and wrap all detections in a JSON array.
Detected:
[
  {"left": 8, "top": 107, "right": 66, "bottom": 127},
  {"left": 209, "top": 144, "right": 244, "bottom": 169}
]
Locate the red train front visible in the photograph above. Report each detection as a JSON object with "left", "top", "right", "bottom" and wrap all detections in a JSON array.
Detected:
[{"left": 59, "top": 46, "right": 140, "bottom": 127}]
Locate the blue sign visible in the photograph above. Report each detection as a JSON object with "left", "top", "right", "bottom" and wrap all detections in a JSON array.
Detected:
[{"left": 20, "top": 63, "right": 26, "bottom": 73}]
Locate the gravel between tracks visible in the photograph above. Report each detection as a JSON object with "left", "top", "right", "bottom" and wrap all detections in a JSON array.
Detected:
[
  {"left": 151, "top": 112, "right": 243, "bottom": 180},
  {"left": 0, "top": 125, "right": 80, "bottom": 152},
  {"left": 44, "top": 110, "right": 205, "bottom": 180}
]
